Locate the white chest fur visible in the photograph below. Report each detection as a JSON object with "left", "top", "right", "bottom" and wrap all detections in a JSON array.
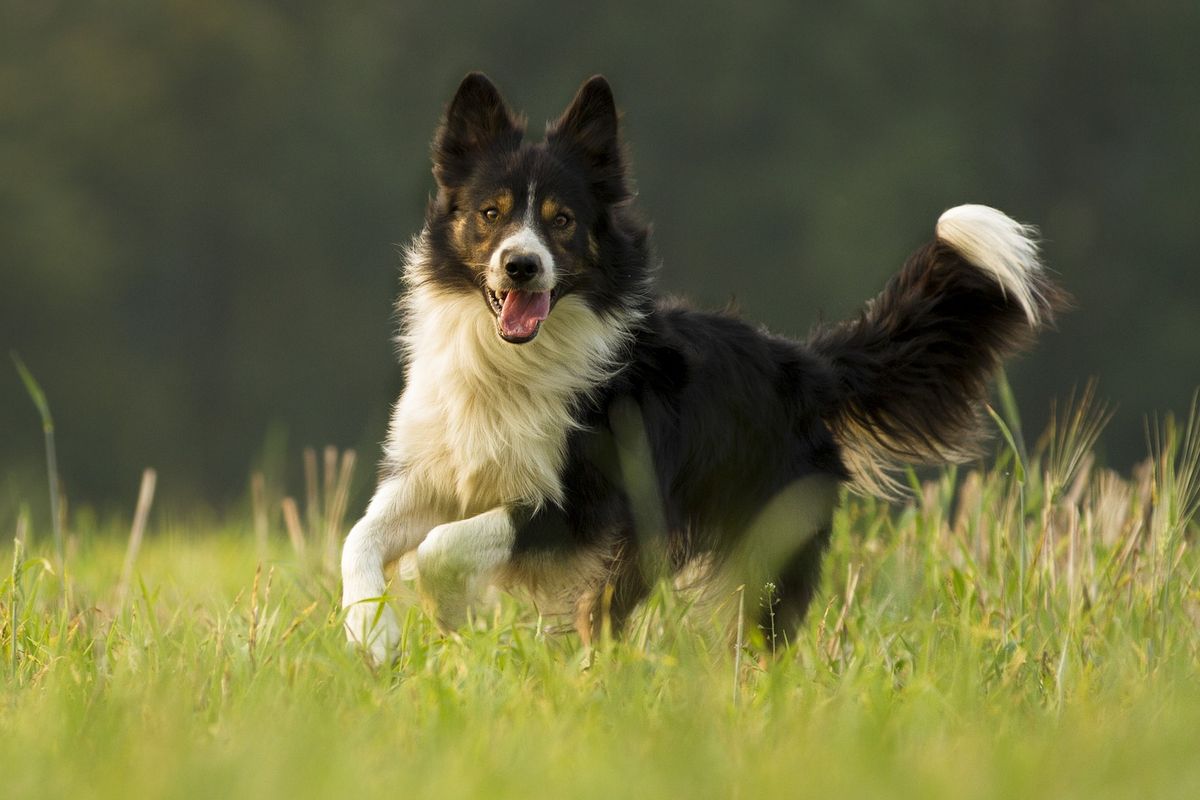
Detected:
[{"left": 386, "top": 286, "right": 631, "bottom": 517}]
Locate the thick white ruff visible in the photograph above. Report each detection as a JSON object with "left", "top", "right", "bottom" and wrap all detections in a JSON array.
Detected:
[
  {"left": 342, "top": 234, "right": 637, "bottom": 661},
  {"left": 936, "top": 204, "right": 1047, "bottom": 325},
  {"left": 392, "top": 235, "right": 636, "bottom": 515}
]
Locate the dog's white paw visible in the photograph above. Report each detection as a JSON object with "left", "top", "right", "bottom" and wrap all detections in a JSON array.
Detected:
[
  {"left": 416, "top": 520, "right": 500, "bottom": 630},
  {"left": 416, "top": 531, "right": 473, "bottom": 630},
  {"left": 344, "top": 599, "right": 402, "bottom": 666}
]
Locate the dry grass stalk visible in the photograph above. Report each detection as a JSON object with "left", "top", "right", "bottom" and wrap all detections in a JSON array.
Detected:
[
  {"left": 323, "top": 449, "right": 357, "bottom": 571},
  {"left": 250, "top": 472, "right": 269, "bottom": 556},
  {"left": 115, "top": 469, "right": 157, "bottom": 607},
  {"left": 281, "top": 497, "right": 306, "bottom": 559},
  {"left": 303, "top": 447, "right": 320, "bottom": 537},
  {"left": 1092, "top": 469, "right": 1132, "bottom": 547},
  {"left": 265, "top": 446, "right": 359, "bottom": 569},
  {"left": 323, "top": 445, "right": 338, "bottom": 523},
  {"left": 279, "top": 600, "right": 319, "bottom": 645},
  {"left": 826, "top": 563, "right": 862, "bottom": 661}
]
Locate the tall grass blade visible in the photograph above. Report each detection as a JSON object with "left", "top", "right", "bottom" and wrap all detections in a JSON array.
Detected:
[
  {"left": 988, "top": 403, "right": 1028, "bottom": 614},
  {"left": 11, "top": 352, "right": 65, "bottom": 578},
  {"left": 8, "top": 536, "right": 19, "bottom": 679},
  {"left": 987, "top": 404, "right": 1026, "bottom": 486},
  {"left": 995, "top": 369, "right": 1028, "bottom": 468},
  {"left": 733, "top": 584, "right": 744, "bottom": 708}
]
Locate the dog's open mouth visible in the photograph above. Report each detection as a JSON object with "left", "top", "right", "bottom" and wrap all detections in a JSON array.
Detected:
[{"left": 486, "top": 288, "right": 555, "bottom": 343}]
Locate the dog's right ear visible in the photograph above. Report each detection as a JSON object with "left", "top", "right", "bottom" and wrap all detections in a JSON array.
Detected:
[{"left": 432, "top": 73, "right": 522, "bottom": 188}]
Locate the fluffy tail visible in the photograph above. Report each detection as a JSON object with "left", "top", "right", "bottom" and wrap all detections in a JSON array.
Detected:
[{"left": 809, "top": 204, "right": 1068, "bottom": 496}]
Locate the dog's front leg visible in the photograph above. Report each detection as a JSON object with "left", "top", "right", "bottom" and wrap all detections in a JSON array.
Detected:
[
  {"left": 342, "top": 475, "right": 441, "bottom": 664},
  {"left": 415, "top": 506, "right": 516, "bottom": 630}
]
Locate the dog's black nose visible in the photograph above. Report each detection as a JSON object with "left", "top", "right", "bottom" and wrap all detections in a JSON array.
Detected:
[{"left": 504, "top": 255, "right": 541, "bottom": 282}]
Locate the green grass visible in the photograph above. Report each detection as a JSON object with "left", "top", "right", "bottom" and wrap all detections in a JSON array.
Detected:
[{"left": 3, "top": 400, "right": 1200, "bottom": 799}]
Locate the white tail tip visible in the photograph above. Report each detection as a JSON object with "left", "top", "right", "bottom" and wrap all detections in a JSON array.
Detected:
[{"left": 936, "top": 204, "right": 1045, "bottom": 325}]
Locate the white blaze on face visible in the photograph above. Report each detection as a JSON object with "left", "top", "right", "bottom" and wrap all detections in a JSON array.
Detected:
[{"left": 488, "top": 182, "right": 555, "bottom": 290}]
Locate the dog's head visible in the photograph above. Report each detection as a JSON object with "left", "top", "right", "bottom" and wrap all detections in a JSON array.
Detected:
[{"left": 421, "top": 73, "right": 645, "bottom": 344}]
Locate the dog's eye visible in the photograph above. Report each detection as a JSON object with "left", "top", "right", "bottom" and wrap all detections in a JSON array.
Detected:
[
  {"left": 553, "top": 212, "right": 572, "bottom": 228},
  {"left": 482, "top": 208, "right": 500, "bottom": 222}
]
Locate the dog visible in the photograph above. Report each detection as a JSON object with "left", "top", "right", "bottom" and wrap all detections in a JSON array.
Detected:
[{"left": 341, "top": 72, "right": 1065, "bottom": 663}]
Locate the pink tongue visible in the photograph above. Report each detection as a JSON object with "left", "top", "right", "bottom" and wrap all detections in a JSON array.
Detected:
[{"left": 499, "top": 290, "right": 551, "bottom": 339}]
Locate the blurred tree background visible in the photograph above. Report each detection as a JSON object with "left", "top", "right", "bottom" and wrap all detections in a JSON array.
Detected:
[{"left": 2, "top": 0, "right": 1198, "bottom": 519}]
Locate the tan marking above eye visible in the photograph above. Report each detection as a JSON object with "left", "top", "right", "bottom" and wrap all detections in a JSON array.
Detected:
[
  {"left": 481, "top": 190, "right": 514, "bottom": 219},
  {"left": 541, "top": 197, "right": 574, "bottom": 229}
]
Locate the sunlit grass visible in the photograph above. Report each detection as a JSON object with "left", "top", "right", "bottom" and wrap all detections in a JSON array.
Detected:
[{"left": 2, "top": 399, "right": 1199, "bottom": 799}]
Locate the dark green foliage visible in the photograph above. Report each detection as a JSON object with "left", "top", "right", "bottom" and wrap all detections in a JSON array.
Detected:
[{"left": 2, "top": 1, "right": 1198, "bottom": 510}]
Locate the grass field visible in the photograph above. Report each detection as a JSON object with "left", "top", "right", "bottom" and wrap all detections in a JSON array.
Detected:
[{"left": 3, "top": 394, "right": 1200, "bottom": 799}]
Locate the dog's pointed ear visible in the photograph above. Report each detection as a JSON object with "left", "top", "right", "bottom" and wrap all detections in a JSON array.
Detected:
[
  {"left": 432, "top": 73, "right": 522, "bottom": 187},
  {"left": 548, "top": 76, "right": 629, "bottom": 202}
]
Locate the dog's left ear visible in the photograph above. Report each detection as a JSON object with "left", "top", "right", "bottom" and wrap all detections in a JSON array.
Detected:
[{"left": 548, "top": 76, "right": 629, "bottom": 203}]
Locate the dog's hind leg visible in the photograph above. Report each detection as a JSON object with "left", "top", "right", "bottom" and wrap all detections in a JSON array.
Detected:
[
  {"left": 755, "top": 525, "right": 832, "bottom": 651},
  {"left": 734, "top": 475, "right": 839, "bottom": 651},
  {"left": 415, "top": 506, "right": 518, "bottom": 630},
  {"left": 574, "top": 551, "right": 652, "bottom": 647},
  {"left": 342, "top": 475, "right": 445, "bottom": 664}
]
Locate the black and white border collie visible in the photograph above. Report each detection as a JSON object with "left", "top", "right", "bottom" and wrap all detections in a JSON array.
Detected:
[{"left": 341, "top": 73, "right": 1065, "bottom": 662}]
